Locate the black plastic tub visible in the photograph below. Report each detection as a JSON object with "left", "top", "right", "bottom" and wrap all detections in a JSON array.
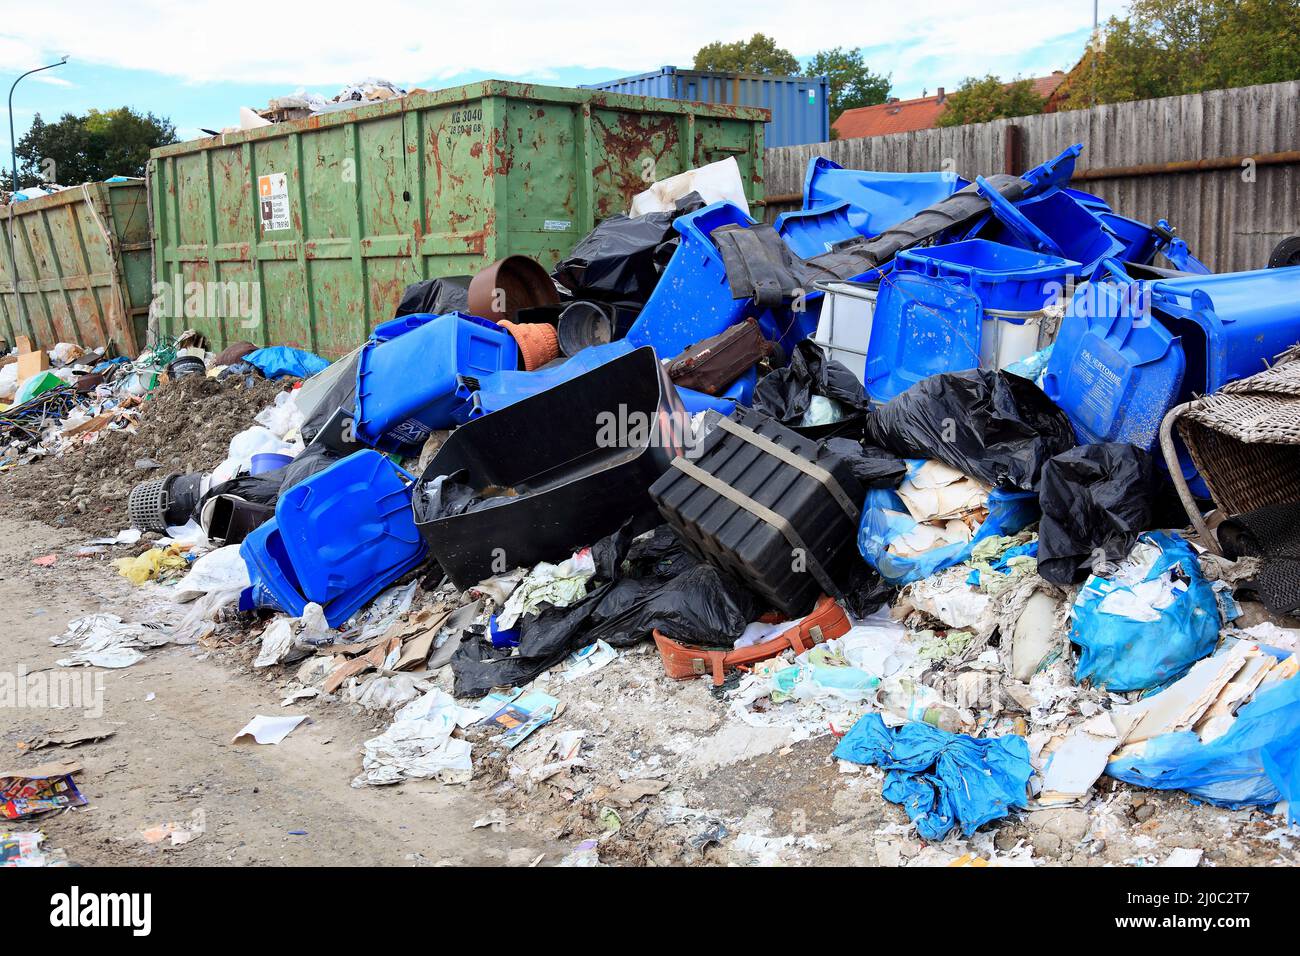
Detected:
[
  {"left": 413, "top": 346, "right": 688, "bottom": 589},
  {"left": 649, "top": 408, "right": 865, "bottom": 617}
]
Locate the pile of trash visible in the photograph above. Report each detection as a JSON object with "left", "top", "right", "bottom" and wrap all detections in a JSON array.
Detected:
[{"left": 10, "top": 140, "right": 1300, "bottom": 866}]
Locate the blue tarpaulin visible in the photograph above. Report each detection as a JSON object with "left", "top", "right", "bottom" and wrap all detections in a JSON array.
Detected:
[
  {"left": 857, "top": 460, "right": 1040, "bottom": 585},
  {"left": 243, "top": 347, "right": 329, "bottom": 380},
  {"left": 833, "top": 714, "right": 1033, "bottom": 840},
  {"left": 1071, "top": 531, "right": 1221, "bottom": 692},
  {"left": 1108, "top": 671, "right": 1300, "bottom": 819}
]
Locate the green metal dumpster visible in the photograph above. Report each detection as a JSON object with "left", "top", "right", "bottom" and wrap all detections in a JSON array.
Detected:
[
  {"left": 0, "top": 179, "right": 152, "bottom": 356},
  {"left": 148, "top": 80, "right": 767, "bottom": 358}
]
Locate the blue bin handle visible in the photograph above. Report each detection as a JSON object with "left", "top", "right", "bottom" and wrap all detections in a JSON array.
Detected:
[
  {"left": 1097, "top": 257, "right": 1138, "bottom": 287},
  {"left": 975, "top": 176, "right": 1064, "bottom": 257}
]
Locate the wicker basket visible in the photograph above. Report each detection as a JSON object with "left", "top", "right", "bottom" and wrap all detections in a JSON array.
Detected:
[{"left": 1161, "top": 345, "right": 1300, "bottom": 550}]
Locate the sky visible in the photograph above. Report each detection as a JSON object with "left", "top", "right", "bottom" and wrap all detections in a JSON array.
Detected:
[{"left": 1, "top": 0, "right": 1130, "bottom": 156}]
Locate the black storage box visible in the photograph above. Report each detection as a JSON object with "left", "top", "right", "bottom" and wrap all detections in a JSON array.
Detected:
[
  {"left": 413, "top": 346, "right": 687, "bottom": 590},
  {"left": 649, "top": 408, "right": 865, "bottom": 617}
]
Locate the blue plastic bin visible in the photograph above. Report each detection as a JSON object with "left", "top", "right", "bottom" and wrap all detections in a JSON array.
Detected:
[
  {"left": 971, "top": 187, "right": 1123, "bottom": 277},
  {"left": 624, "top": 202, "right": 759, "bottom": 361},
  {"left": 354, "top": 311, "right": 517, "bottom": 454},
  {"left": 1046, "top": 265, "right": 1300, "bottom": 461},
  {"left": 801, "top": 158, "right": 965, "bottom": 237},
  {"left": 863, "top": 272, "right": 984, "bottom": 403},
  {"left": 895, "top": 239, "right": 1078, "bottom": 312},
  {"left": 1043, "top": 272, "right": 1186, "bottom": 450},
  {"left": 239, "top": 450, "right": 428, "bottom": 628},
  {"left": 774, "top": 200, "right": 861, "bottom": 258},
  {"left": 1147, "top": 268, "right": 1300, "bottom": 396}
]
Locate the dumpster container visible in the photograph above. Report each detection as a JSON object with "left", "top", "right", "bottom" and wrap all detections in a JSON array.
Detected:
[
  {"left": 0, "top": 179, "right": 151, "bottom": 355},
  {"left": 149, "top": 80, "right": 767, "bottom": 359},
  {"left": 583, "top": 66, "right": 828, "bottom": 147}
]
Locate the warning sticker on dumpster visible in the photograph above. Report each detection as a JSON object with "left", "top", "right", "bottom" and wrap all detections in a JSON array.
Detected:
[{"left": 258, "top": 173, "right": 291, "bottom": 232}]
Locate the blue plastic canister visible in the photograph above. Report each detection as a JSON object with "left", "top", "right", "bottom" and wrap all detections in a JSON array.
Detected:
[
  {"left": 864, "top": 272, "right": 984, "bottom": 403},
  {"left": 801, "top": 158, "right": 964, "bottom": 237},
  {"left": 239, "top": 450, "right": 428, "bottom": 628},
  {"left": 895, "top": 239, "right": 1077, "bottom": 312},
  {"left": 354, "top": 311, "right": 517, "bottom": 454},
  {"left": 624, "top": 201, "right": 758, "bottom": 361},
  {"left": 1147, "top": 268, "right": 1300, "bottom": 396},
  {"left": 774, "top": 200, "right": 861, "bottom": 258}
]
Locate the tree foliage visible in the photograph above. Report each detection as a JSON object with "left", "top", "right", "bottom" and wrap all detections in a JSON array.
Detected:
[
  {"left": 693, "top": 33, "right": 801, "bottom": 74},
  {"left": 935, "top": 75, "right": 1046, "bottom": 127},
  {"left": 1059, "top": 0, "right": 1300, "bottom": 109},
  {"left": 10, "top": 107, "right": 177, "bottom": 189},
  {"left": 804, "top": 46, "right": 892, "bottom": 123}
]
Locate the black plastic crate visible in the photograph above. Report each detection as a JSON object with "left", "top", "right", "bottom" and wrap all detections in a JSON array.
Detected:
[{"left": 649, "top": 408, "right": 865, "bottom": 617}]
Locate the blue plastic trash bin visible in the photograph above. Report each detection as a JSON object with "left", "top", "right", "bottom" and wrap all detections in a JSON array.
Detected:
[
  {"left": 353, "top": 311, "right": 517, "bottom": 454},
  {"left": 624, "top": 201, "right": 759, "bottom": 361},
  {"left": 895, "top": 239, "right": 1077, "bottom": 313},
  {"left": 239, "top": 450, "right": 428, "bottom": 627}
]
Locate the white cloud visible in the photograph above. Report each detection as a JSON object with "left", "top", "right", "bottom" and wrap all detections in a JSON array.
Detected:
[{"left": 4, "top": 0, "right": 1129, "bottom": 89}]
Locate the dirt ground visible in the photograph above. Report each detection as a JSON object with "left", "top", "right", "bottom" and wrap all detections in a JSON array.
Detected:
[
  {"left": 2, "top": 509, "right": 1297, "bottom": 867},
  {"left": 1, "top": 375, "right": 290, "bottom": 536}
]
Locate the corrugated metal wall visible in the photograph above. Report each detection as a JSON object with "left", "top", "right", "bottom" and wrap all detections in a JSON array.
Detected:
[
  {"left": 585, "top": 68, "right": 830, "bottom": 147},
  {"left": 762, "top": 81, "right": 1300, "bottom": 274}
]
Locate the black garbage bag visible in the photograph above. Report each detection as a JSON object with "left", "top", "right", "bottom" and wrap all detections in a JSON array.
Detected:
[
  {"left": 394, "top": 276, "right": 471, "bottom": 317},
  {"left": 448, "top": 522, "right": 760, "bottom": 694},
  {"left": 451, "top": 588, "right": 612, "bottom": 698},
  {"left": 1037, "top": 443, "right": 1155, "bottom": 585},
  {"left": 585, "top": 563, "right": 759, "bottom": 648},
  {"left": 866, "top": 369, "right": 1075, "bottom": 491},
  {"left": 841, "top": 561, "right": 896, "bottom": 619},
  {"left": 201, "top": 442, "right": 343, "bottom": 510},
  {"left": 753, "top": 340, "right": 869, "bottom": 427},
  {"left": 820, "top": 436, "right": 907, "bottom": 489},
  {"left": 553, "top": 193, "right": 704, "bottom": 304}
]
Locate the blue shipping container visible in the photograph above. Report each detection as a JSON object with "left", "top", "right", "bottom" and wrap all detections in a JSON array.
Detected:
[{"left": 583, "top": 66, "right": 829, "bottom": 147}]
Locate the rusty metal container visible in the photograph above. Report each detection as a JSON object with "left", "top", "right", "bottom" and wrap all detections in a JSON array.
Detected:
[
  {"left": 148, "top": 80, "right": 767, "bottom": 358},
  {"left": 0, "top": 179, "right": 152, "bottom": 355}
]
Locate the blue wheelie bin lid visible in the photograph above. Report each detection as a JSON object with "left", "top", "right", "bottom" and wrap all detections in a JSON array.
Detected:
[
  {"left": 1042, "top": 279, "right": 1186, "bottom": 450},
  {"left": 865, "top": 273, "right": 983, "bottom": 404},
  {"left": 274, "top": 450, "right": 426, "bottom": 607}
]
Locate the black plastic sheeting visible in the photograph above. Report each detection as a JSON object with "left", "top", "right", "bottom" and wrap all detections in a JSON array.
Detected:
[
  {"left": 867, "top": 370, "right": 1075, "bottom": 492},
  {"left": 394, "top": 276, "right": 472, "bottom": 318},
  {"left": 1218, "top": 500, "right": 1300, "bottom": 616},
  {"left": 1036, "top": 443, "right": 1155, "bottom": 585},
  {"left": 712, "top": 224, "right": 873, "bottom": 308},
  {"left": 450, "top": 523, "right": 759, "bottom": 697},
  {"left": 552, "top": 194, "right": 703, "bottom": 304},
  {"left": 200, "top": 442, "right": 343, "bottom": 512},
  {"left": 820, "top": 437, "right": 908, "bottom": 490},
  {"left": 752, "top": 340, "right": 870, "bottom": 427}
]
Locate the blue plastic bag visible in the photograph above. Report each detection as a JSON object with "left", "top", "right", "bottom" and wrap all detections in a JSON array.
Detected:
[
  {"left": 857, "top": 460, "right": 1039, "bottom": 585},
  {"left": 1070, "top": 531, "right": 1221, "bottom": 692},
  {"left": 244, "top": 346, "right": 329, "bottom": 380},
  {"left": 833, "top": 714, "right": 1032, "bottom": 840},
  {"left": 1108, "top": 671, "right": 1300, "bottom": 818}
]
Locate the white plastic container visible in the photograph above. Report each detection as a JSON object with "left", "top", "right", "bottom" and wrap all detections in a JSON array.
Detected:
[
  {"left": 980, "top": 308, "right": 1044, "bottom": 370},
  {"left": 812, "top": 280, "right": 879, "bottom": 385}
]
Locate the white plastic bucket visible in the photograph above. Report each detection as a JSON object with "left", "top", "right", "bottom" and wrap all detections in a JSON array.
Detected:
[
  {"left": 981, "top": 308, "right": 1046, "bottom": 371},
  {"left": 812, "top": 280, "right": 878, "bottom": 385}
]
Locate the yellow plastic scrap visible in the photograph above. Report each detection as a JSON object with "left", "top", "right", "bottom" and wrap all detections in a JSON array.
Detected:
[{"left": 112, "top": 546, "right": 189, "bottom": 585}]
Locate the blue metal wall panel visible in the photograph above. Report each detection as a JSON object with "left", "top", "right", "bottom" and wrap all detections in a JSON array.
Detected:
[{"left": 584, "top": 66, "right": 830, "bottom": 147}]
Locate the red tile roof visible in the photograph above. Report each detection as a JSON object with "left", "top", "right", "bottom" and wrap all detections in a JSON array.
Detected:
[{"left": 832, "top": 72, "right": 1066, "bottom": 139}]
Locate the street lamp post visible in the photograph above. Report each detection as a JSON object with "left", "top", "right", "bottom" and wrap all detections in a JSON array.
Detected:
[{"left": 7, "top": 55, "right": 68, "bottom": 343}]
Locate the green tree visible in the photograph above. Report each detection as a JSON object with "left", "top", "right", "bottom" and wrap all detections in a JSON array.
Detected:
[
  {"left": 805, "top": 47, "right": 892, "bottom": 123},
  {"left": 1060, "top": 0, "right": 1300, "bottom": 109},
  {"left": 935, "top": 75, "right": 1046, "bottom": 127},
  {"left": 693, "top": 33, "right": 801, "bottom": 74},
  {"left": 9, "top": 107, "right": 177, "bottom": 189}
]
